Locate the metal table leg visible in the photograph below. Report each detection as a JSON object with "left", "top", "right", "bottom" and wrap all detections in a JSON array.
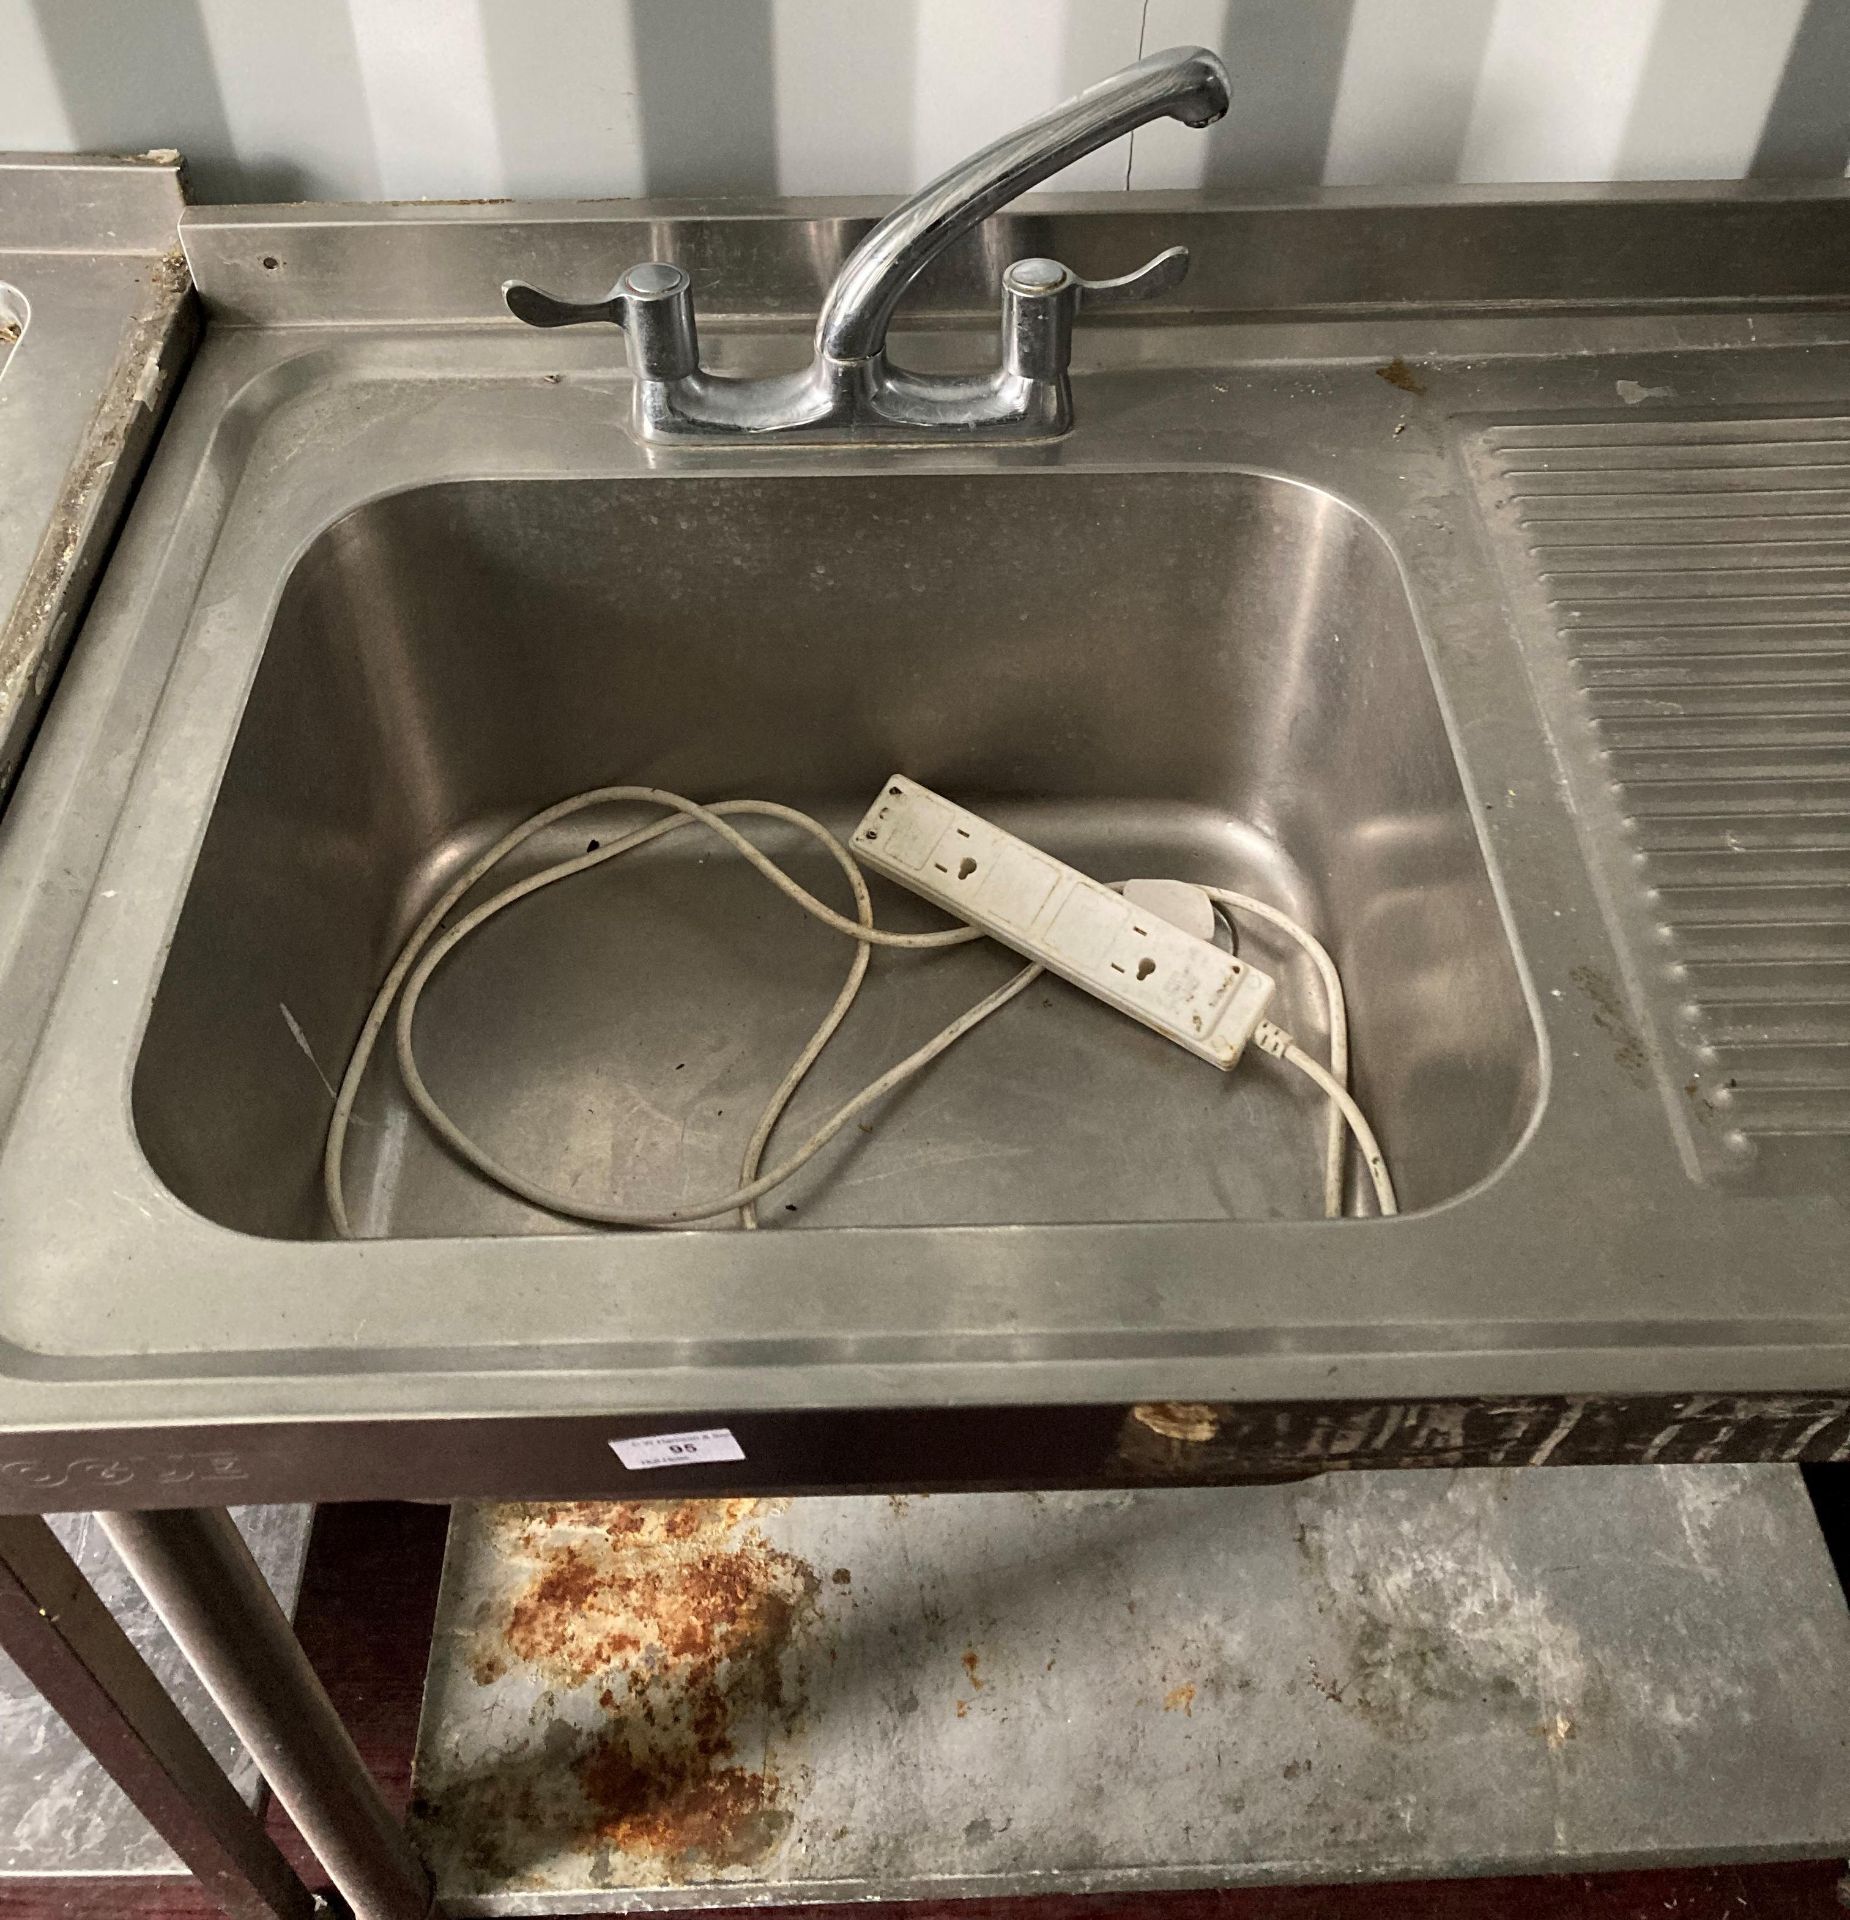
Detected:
[
  {"left": 0, "top": 1514, "right": 321, "bottom": 1920},
  {"left": 102, "top": 1507, "right": 440, "bottom": 1920}
]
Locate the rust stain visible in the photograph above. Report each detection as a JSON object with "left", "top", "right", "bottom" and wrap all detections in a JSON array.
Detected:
[
  {"left": 1375, "top": 356, "right": 1428, "bottom": 396},
  {"left": 435, "top": 1498, "right": 817, "bottom": 1882},
  {"left": 1162, "top": 1682, "right": 1196, "bottom": 1716},
  {"left": 954, "top": 1699, "right": 969, "bottom": 1718},
  {"left": 1131, "top": 1401, "right": 1222, "bottom": 1444},
  {"left": 486, "top": 1497, "right": 768, "bottom": 1554},
  {"left": 961, "top": 1648, "right": 985, "bottom": 1690},
  {"left": 575, "top": 1739, "right": 784, "bottom": 1870}
]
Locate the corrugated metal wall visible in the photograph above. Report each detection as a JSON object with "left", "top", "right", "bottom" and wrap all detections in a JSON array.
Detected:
[{"left": 3, "top": 0, "right": 1848, "bottom": 206}]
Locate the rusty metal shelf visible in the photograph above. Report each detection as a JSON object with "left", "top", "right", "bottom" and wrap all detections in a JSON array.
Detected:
[{"left": 411, "top": 1467, "right": 1850, "bottom": 1912}]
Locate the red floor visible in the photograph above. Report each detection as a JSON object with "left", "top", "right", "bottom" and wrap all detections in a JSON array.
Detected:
[{"left": 5, "top": 1501, "right": 1846, "bottom": 1918}]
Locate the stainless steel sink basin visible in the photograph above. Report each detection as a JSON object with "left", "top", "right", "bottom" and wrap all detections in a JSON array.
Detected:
[
  {"left": 134, "top": 472, "right": 1534, "bottom": 1240},
  {"left": 3, "top": 190, "right": 1850, "bottom": 1504}
]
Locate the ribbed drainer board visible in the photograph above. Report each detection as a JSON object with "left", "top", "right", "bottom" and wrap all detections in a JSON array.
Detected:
[{"left": 1477, "top": 413, "right": 1850, "bottom": 1191}]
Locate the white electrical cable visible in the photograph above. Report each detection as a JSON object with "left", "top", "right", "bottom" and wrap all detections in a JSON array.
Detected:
[
  {"left": 323, "top": 785, "right": 1397, "bottom": 1236},
  {"left": 1254, "top": 1020, "right": 1398, "bottom": 1215},
  {"left": 1200, "top": 886, "right": 1349, "bottom": 1218},
  {"left": 324, "top": 787, "right": 1034, "bottom": 1236}
]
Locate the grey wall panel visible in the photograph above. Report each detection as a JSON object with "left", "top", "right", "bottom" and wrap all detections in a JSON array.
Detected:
[
  {"left": 0, "top": 0, "right": 1843, "bottom": 206},
  {"left": 1752, "top": 0, "right": 1850, "bottom": 178}
]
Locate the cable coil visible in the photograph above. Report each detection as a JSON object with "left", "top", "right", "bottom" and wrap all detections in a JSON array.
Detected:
[{"left": 324, "top": 785, "right": 1397, "bottom": 1237}]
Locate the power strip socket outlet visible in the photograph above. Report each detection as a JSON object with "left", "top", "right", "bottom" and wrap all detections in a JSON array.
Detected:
[{"left": 853, "top": 776, "right": 1276, "bottom": 1069}]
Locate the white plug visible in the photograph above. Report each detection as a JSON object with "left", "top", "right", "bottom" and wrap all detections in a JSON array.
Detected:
[
  {"left": 853, "top": 777, "right": 1276, "bottom": 1069},
  {"left": 1122, "top": 877, "right": 1221, "bottom": 947}
]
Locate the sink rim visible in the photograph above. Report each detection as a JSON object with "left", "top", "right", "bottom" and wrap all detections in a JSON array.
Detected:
[{"left": 126, "top": 460, "right": 1547, "bottom": 1244}]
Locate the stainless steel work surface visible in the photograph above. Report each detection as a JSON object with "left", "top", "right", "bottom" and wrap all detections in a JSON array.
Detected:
[
  {"left": 0, "top": 1504, "right": 311, "bottom": 1875},
  {"left": 0, "top": 153, "right": 191, "bottom": 809},
  {"left": 1472, "top": 413, "right": 1850, "bottom": 1196},
  {"left": 410, "top": 1471, "right": 1850, "bottom": 1911},
  {"left": 4, "top": 189, "right": 1850, "bottom": 1498}
]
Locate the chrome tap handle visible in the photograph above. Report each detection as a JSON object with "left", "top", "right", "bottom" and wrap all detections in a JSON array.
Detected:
[
  {"left": 502, "top": 261, "right": 700, "bottom": 380},
  {"left": 502, "top": 280, "right": 625, "bottom": 327},
  {"left": 1001, "top": 247, "right": 1191, "bottom": 382},
  {"left": 1072, "top": 245, "right": 1190, "bottom": 309}
]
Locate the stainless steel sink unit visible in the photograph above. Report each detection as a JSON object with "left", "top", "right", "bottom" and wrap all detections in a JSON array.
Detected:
[{"left": 3, "top": 186, "right": 1850, "bottom": 1508}]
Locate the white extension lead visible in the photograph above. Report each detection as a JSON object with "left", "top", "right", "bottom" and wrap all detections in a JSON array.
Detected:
[{"left": 322, "top": 782, "right": 1397, "bottom": 1237}]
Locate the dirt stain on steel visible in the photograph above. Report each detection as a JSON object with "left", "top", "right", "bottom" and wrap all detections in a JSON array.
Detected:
[
  {"left": 0, "top": 244, "right": 191, "bottom": 808},
  {"left": 1568, "top": 964, "right": 1649, "bottom": 1085},
  {"left": 1293, "top": 1501, "right": 1613, "bottom": 1741},
  {"left": 1306, "top": 1657, "right": 1348, "bottom": 1705},
  {"left": 423, "top": 1498, "right": 817, "bottom": 1887},
  {"left": 1375, "top": 356, "right": 1428, "bottom": 396},
  {"left": 1683, "top": 1070, "right": 1735, "bottom": 1125}
]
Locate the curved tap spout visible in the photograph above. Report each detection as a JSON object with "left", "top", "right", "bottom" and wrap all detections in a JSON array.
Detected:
[{"left": 815, "top": 46, "right": 1230, "bottom": 366}]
